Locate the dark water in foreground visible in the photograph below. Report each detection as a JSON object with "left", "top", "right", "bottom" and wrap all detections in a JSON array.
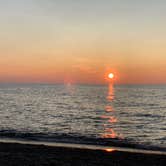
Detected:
[{"left": 0, "top": 84, "right": 165, "bottom": 150}]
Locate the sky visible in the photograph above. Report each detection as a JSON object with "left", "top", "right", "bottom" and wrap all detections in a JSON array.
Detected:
[{"left": 0, "top": 0, "right": 166, "bottom": 84}]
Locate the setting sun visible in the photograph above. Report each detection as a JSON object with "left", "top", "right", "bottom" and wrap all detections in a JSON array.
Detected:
[{"left": 108, "top": 73, "right": 114, "bottom": 79}]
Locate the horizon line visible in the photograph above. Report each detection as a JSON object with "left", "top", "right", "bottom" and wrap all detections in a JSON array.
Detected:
[{"left": 0, "top": 82, "right": 166, "bottom": 86}]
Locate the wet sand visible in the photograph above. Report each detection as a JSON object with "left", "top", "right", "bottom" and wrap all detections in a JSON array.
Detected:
[{"left": 0, "top": 142, "right": 165, "bottom": 166}]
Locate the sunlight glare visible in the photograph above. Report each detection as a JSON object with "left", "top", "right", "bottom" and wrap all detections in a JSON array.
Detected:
[{"left": 108, "top": 73, "right": 114, "bottom": 79}]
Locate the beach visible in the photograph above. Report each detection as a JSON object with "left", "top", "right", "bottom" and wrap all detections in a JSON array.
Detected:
[{"left": 0, "top": 142, "right": 165, "bottom": 166}]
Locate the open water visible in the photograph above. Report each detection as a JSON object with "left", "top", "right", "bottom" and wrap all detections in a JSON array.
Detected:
[{"left": 0, "top": 84, "right": 165, "bottom": 150}]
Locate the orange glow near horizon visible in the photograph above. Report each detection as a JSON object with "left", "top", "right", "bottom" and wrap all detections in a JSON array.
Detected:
[{"left": 1, "top": 60, "right": 166, "bottom": 84}]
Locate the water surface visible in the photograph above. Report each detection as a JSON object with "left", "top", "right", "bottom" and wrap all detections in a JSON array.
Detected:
[{"left": 0, "top": 84, "right": 165, "bottom": 149}]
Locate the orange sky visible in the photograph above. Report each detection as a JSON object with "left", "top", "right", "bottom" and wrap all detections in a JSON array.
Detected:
[{"left": 0, "top": 0, "right": 166, "bottom": 84}]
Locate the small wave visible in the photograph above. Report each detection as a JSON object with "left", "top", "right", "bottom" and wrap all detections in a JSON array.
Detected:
[
  {"left": 0, "top": 131, "right": 165, "bottom": 152},
  {"left": 134, "top": 113, "right": 163, "bottom": 118}
]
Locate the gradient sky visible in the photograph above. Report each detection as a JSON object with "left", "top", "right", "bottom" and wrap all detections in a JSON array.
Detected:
[{"left": 0, "top": 0, "right": 166, "bottom": 84}]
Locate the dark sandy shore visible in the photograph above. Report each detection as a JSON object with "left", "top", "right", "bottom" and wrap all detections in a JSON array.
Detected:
[{"left": 0, "top": 142, "right": 165, "bottom": 166}]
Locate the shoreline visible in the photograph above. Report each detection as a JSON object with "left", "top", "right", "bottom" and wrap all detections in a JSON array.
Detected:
[
  {"left": 0, "top": 139, "right": 165, "bottom": 166},
  {"left": 0, "top": 138, "right": 166, "bottom": 155}
]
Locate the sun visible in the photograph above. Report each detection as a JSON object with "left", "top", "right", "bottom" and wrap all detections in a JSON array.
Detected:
[{"left": 108, "top": 73, "right": 114, "bottom": 79}]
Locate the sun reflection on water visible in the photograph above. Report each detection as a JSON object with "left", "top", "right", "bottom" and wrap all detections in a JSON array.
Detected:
[
  {"left": 105, "top": 148, "right": 116, "bottom": 152},
  {"left": 107, "top": 84, "right": 114, "bottom": 101},
  {"left": 101, "top": 83, "right": 123, "bottom": 139},
  {"left": 105, "top": 105, "right": 114, "bottom": 112}
]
